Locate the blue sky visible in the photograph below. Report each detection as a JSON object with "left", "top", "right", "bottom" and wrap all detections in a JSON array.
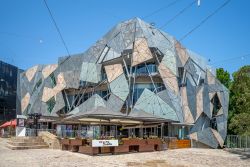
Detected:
[{"left": 0, "top": 0, "right": 249, "bottom": 74}]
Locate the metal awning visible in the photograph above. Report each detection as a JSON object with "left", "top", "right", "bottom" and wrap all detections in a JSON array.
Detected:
[
  {"left": 64, "top": 106, "right": 127, "bottom": 120},
  {"left": 171, "top": 122, "right": 194, "bottom": 126},
  {"left": 63, "top": 107, "right": 177, "bottom": 125},
  {"left": 127, "top": 109, "right": 173, "bottom": 122}
]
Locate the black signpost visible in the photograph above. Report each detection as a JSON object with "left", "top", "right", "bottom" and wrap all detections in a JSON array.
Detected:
[{"left": 28, "top": 113, "right": 41, "bottom": 136}]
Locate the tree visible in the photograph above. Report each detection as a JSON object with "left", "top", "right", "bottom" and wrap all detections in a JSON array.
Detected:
[
  {"left": 228, "top": 65, "right": 250, "bottom": 135},
  {"left": 229, "top": 113, "right": 250, "bottom": 135},
  {"left": 216, "top": 68, "right": 231, "bottom": 88}
]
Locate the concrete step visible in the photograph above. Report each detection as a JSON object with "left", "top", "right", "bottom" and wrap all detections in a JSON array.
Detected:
[
  {"left": 11, "top": 136, "right": 43, "bottom": 140},
  {"left": 7, "top": 136, "right": 49, "bottom": 150},
  {"left": 10, "top": 139, "right": 44, "bottom": 143},
  {"left": 6, "top": 144, "right": 49, "bottom": 150},
  {"left": 10, "top": 138, "right": 44, "bottom": 143},
  {"left": 7, "top": 141, "right": 47, "bottom": 146}
]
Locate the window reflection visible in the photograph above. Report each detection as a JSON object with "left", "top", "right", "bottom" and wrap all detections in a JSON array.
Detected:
[
  {"left": 132, "top": 83, "right": 165, "bottom": 104},
  {"left": 136, "top": 63, "right": 157, "bottom": 75},
  {"left": 123, "top": 63, "right": 158, "bottom": 76}
]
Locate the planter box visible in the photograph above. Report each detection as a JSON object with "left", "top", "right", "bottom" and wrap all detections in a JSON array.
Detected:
[
  {"left": 101, "top": 147, "right": 111, "bottom": 154},
  {"left": 168, "top": 139, "right": 191, "bottom": 149},
  {"left": 176, "top": 140, "right": 191, "bottom": 148},
  {"left": 114, "top": 145, "right": 129, "bottom": 154},
  {"left": 154, "top": 144, "right": 164, "bottom": 151},
  {"left": 123, "top": 139, "right": 146, "bottom": 146},
  {"left": 138, "top": 144, "right": 154, "bottom": 152},
  {"left": 70, "top": 139, "right": 83, "bottom": 146},
  {"left": 62, "top": 144, "right": 71, "bottom": 150},
  {"left": 79, "top": 146, "right": 99, "bottom": 155},
  {"left": 61, "top": 139, "right": 71, "bottom": 150},
  {"left": 61, "top": 139, "right": 70, "bottom": 145},
  {"left": 71, "top": 145, "right": 79, "bottom": 152},
  {"left": 146, "top": 139, "right": 162, "bottom": 145},
  {"left": 161, "top": 143, "right": 167, "bottom": 150},
  {"left": 129, "top": 145, "right": 139, "bottom": 152}
]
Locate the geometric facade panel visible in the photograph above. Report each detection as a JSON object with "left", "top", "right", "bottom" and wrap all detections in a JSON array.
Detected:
[
  {"left": 21, "top": 92, "right": 30, "bottom": 112},
  {"left": 158, "top": 62, "right": 179, "bottom": 95},
  {"left": 175, "top": 41, "right": 189, "bottom": 66},
  {"left": 132, "top": 38, "right": 153, "bottom": 66},
  {"left": 181, "top": 87, "right": 194, "bottom": 124},
  {"left": 203, "top": 85, "right": 212, "bottom": 119},
  {"left": 103, "top": 48, "right": 121, "bottom": 62},
  {"left": 211, "top": 129, "right": 224, "bottom": 147},
  {"left": 157, "top": 89, "right": 183, "bottom": 122},
  {"left": 189, "top": 132, "right": 198, "bottom": 141},
  {"left": 106, "top": 93, "right": 125, "bottom": 112},
  {"left": 42, "top": 73, "right": 66, "bottom": 102},
  {"left": 216, "top": 115, "right": 227, "bottom": 140},
  {"left": 104, "top": 64, "right": 123, "bottom": 83},
  {"left": 42, "top": 87, "right": 54, "bottom": 102},
  {"left": 196, "top": 87, "right": 203, "bottom": 121},
  {"left": 67, "top": 94, "right": 106, "bottom": 115},
  {"left": 109, "top": 74, "right": 129, "bottom": 101},
  {"left": 80, "top": 62, "right": 101, "bottom": 83},
  {"left": 206, "top": 70, "right": 216, "bottom": 85},
  {"left": 42, "top": 64, "right": 58, "bottom": 79},
  {"left": 134, "top": 89, "right": 178, "bottom": 121},
  {"left": 161, "top": 50, "right": 177, "bottom": 76},
  {"left": 197, "top": 128, "right": 219, "bottom": 148},
  {"left": 25, "top": 65, "right": 38, "bottom": 82},
  {"left": 63, "top": 70, "right": 81, "bottom": 89}
]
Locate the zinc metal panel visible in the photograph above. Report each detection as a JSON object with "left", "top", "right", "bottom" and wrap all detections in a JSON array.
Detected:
[
  {"left": 109, "top": 74, "right": 129, "bottom": 101},
  {"left": 197, "top": 128, "right": 219, "bottom": 148},
  {"left": 134, "top": 89, "right": 178, "bottom": 121},
  {"left": 106, "top": 94, "right": 125, "bottom": 112},
  {"left": 80, "top": 62, "right": 101, "bottom": 83}
]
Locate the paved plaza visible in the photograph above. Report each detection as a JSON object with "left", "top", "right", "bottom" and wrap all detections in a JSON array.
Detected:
[{"left": 0, "top": 138, "right": 249, "bottom": 167}]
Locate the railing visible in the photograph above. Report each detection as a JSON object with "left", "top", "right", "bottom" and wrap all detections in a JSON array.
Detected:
[
  {"left": 26, "top": 128, "right": 56, "bottom": 137},
  {"left": 226, "top": 135, "right": 250, "bottom": 149},
  {"left": 57, "top": 130, "right": 83, "bottom": 138},
  {"left": 25, "top": 128, "right": 116, "bottom": 139},
  {"left": 56, "top": 130, "right": 116, "bottom": 139}
]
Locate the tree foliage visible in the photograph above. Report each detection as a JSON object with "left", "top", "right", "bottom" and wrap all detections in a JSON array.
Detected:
[
  {"left": 216, "top": 68, "right": 231, "bottom": 88},
  {"left": 216, "top": 66, "right": 250, "bottom": 135},
  {"left": 228, "top": 65, "right": 250, "bottom": 135}
]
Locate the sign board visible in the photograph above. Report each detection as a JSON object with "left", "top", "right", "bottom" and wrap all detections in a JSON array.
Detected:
[
  {"left": 17, "top": 115, "right": 27, "bottom": 119},
  {"left": 16, "top": 127, "right": 26, "bottom": 137},
  {"left": 92, "top": 140, "right": 118, "bottom": 147},
  {"left": 16, "top": 115, "right": 26, "bottom": 136},
  {"left": 17, "top": 119, "right": 25, "bottom": 127}
]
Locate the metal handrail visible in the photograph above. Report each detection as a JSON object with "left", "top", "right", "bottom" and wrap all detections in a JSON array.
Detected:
[{"left": 226, "top": 135, "right": 250, "bottom": 149}]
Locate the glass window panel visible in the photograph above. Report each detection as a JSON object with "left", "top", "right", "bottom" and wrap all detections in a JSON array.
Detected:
[
  {"left": 31, "top": 79, "right": 42, "bottom": 95},
  {"left": 49, "top": 73, "right": 57, "bottom": 88},
  {"left": 46, "top": 97, "right": 56, "bottom": 113}
]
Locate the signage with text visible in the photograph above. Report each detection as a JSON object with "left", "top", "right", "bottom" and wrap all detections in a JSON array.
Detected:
[{"left": 92, "top": 140, "right": 118, "bottom": 147}]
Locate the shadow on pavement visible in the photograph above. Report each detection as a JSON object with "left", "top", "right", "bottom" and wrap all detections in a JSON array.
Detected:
[{"left": 225, "top": 148, "right": 250, "bottom": 160}]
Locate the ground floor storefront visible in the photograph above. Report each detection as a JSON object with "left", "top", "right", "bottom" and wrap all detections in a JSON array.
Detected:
[
  {"left": 32, "top": 121, "right": 193, "bottom": 155},
  {"left": 51, "top": 122, "right": 192, "bottom": 140},
  {"left": 17, "top": 114, "right": 197, "bottom": 155}
]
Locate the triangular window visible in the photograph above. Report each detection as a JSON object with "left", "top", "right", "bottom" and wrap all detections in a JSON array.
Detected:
[{"left": 211, "top": 93, "right": 222, "bottom": 117}]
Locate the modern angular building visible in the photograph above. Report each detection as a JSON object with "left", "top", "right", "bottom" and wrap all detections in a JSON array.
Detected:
[
  {"left": 18, "top": 18, "right": 229, "bottom": 148},
  {"left": 0, "top": 60, "right": 19, "bottom": 123}
]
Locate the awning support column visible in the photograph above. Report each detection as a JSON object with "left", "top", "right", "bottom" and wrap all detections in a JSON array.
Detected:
[{"left": 161, "top": 123, "right": 164, "bottom": 139}]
